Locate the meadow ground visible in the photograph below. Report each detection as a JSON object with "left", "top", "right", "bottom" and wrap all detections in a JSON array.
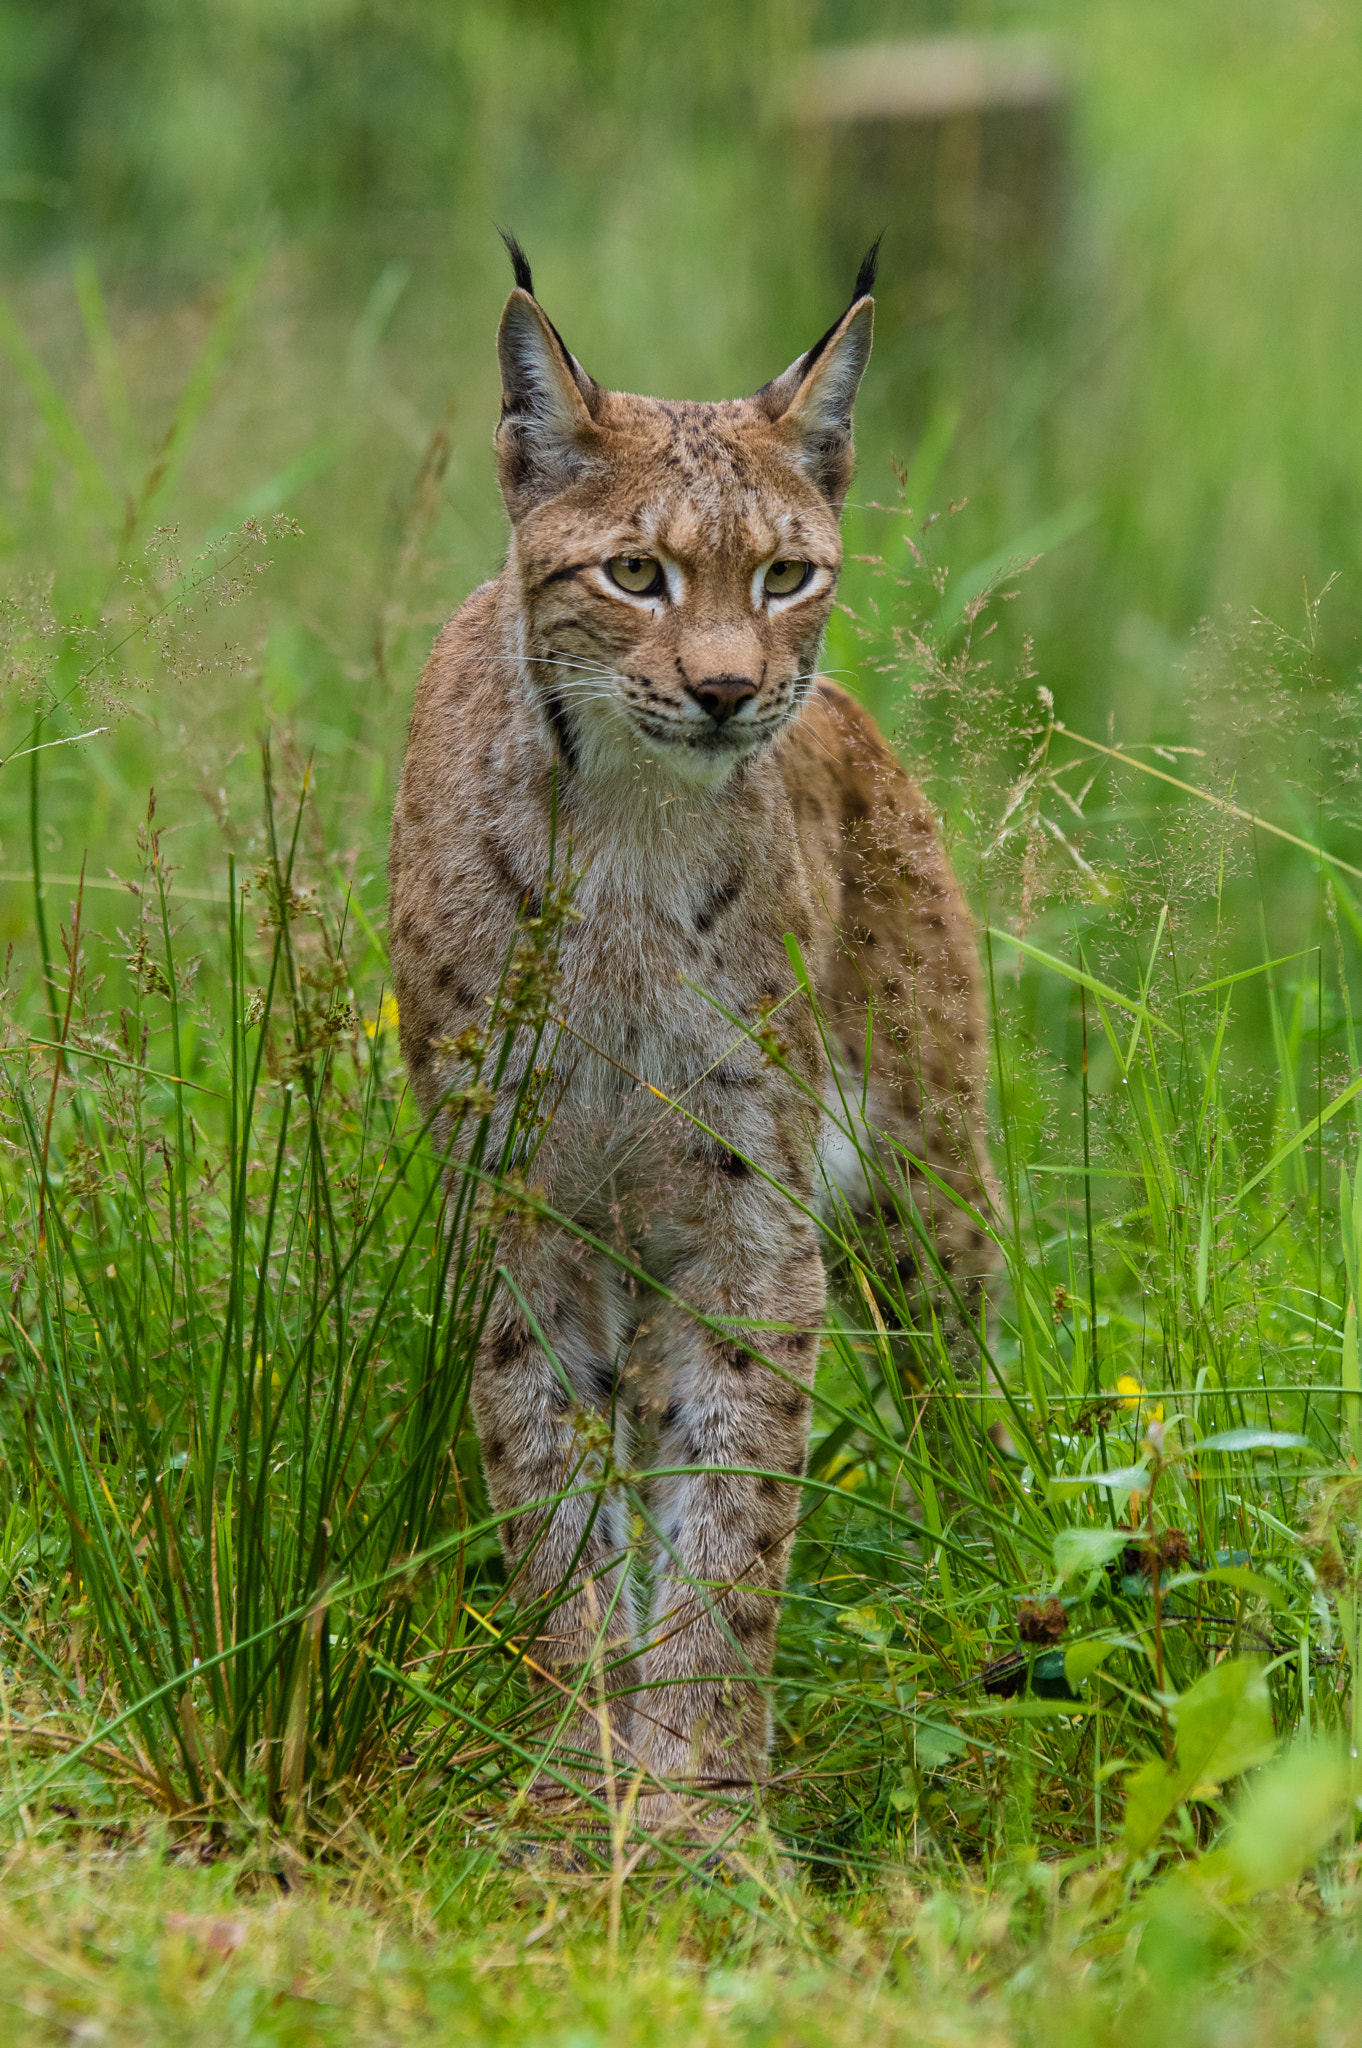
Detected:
[{"left": 3, "top": 3, "right": 1362, "bottom": 2040}]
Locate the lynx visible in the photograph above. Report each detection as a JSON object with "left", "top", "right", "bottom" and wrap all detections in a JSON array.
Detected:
[{"left": 388, "top": 237, "right": 997, "bottom": 1834}]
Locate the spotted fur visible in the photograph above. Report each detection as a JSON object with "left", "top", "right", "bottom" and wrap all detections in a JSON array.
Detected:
[{"left": 388, "top": 248, "right": 997, "bottom": 1823}]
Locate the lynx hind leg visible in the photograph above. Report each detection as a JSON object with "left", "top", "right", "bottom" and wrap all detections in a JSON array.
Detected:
[
  {"left": 638, "top": 1222, "right": 825, "bottom": 1816},
  {"left": 472, "top": 1235, "right": 643, "bottom": 1809}
]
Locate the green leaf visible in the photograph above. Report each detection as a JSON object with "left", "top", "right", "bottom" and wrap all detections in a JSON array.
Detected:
[
  {"left": 1175, "top": 1747, "right": 1351, "bottom": 1902},
  {"left": 1123, "top": 1758, "right": 1183, "bottom": 1856},
  {"left": 1054, "top": 1526, "right": 1130, "bottom": 1581},
  {"left": 1194, "top": 1429, "right": 1315, "bottom": 1454},
  {"left": 1173, "top": 1656, "right": 1276, "bottom": 1781},
  {"left": 1030, "top": 1648, "right": 1081, "bottom": 1700},
  {"left": 1049, "top": 1463, "right": 1150, "bottom": 1502},
  {"left": 231, "top": 432, "right": 349, "bottom": 523},
  {"left": 1124, "top": 1657, "right": 1277, "bottom": 1858},
  {"left": 72, "top": 249, "right": 139, "bottom": 486},
  {"left": 838, "top": 1603, "right": 893, "bottom": 1649},
  {"left": 1195, "top": 1181, "right": 1212, "bottom": 1310},
  {"left": 1064, "top": 1639, "right": 1120, "bottom": 1689},
  {"left": 915, "top": 1721, "right": 969, "bottom": 1769}
]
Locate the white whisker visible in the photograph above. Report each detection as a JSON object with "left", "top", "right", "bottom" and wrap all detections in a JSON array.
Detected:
[{"left": 480, "top": 652, "right": 624, "bottom": 681}]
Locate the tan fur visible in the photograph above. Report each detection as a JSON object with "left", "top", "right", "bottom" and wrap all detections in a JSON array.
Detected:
[{"left": 387, "top": 265, "right": 997, "bottom": 1826}]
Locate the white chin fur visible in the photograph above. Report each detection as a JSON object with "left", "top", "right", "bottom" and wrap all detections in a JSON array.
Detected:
[{"left": 638, "top": 723, "right": 769, "bottom": 784}]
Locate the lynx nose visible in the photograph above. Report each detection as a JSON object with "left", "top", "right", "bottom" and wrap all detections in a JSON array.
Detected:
[{"left": 686, "top": 675, "right": 758, "bottom": 725}]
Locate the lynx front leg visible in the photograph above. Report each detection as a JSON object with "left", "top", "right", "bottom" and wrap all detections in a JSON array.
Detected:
[
  {"left": 472, "top": 1234, "right": 642, "bottom": 1808},
  {"left": 640, "top": 1219, "right": 825, "bottom": 1807}
]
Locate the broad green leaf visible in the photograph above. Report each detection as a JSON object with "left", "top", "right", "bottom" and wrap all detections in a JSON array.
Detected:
[
  {"left": 1030, "top": 1648, "right": 1081, "bottom": 1700},
  {"left": 837, "top": 1603, "right": 893, "bottom": 1649},
  {"left": 1124, "top": 1657, "right": 1276, "bottom": 1857},
  {"left": 1173, "top": 1657, "right": 1276, "bottom": 1783},
  {"left": 1054, "top": 1527, "right": 1130, "bottom": 1581},
  {"left": 1064, "top": 1639, "right": 1120, "bottom": 1689},
  {"left": 1194, "top": 1429, "right": 1315, "bottom": 1454},
  {"left": 1124, "top": 1757, "right": 1184, "bottom": 1857},
  {"left": 915, "top": 1721, "right": 969, "bottom": 1769},
  {"left": 1179, "top": 1747, "right": 1350, "bottom": 1902},
  {"left": 1049, "top": 1463, "right": 1150, "bottom": 1502}
]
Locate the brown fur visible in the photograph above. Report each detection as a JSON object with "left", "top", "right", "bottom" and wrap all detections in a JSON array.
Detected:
[{"left": 387, "top": 259, "right": 997, "bottom": 1827}]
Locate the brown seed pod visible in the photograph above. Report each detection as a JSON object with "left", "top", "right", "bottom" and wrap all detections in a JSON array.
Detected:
[{"left": 1017, "top": 1597, "right": 1068, "bottom": 1645}]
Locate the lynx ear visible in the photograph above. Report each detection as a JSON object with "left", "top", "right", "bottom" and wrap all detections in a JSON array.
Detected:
[
  {"left": 754, "top": 241, "right": 879, "bottom": 508},
  {"left": 756, "top": 297, "right": 874, "bottom": 508},
  {"left": 495, "top": 288, "right": 602, "bottom": 516}
]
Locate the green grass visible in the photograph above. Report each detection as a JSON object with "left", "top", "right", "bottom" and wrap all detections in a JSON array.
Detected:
[
  {"left": 5, "top": 1, "right": 1362, "bottom": 2035},
  {"left": 5, "top": 520, "right": 1362, "bottom": 2031},
  {"left": 3, "top": 1834, "right": 1362, "bottom": 2047}
]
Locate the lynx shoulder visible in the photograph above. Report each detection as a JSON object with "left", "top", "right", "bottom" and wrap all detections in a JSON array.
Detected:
[{"left": 387, "top": 237, "right": 997, "bottom": 1829}]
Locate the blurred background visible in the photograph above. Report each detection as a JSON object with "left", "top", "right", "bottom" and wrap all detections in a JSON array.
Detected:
[{"left": 1, "top": 0, "right": 1359, "bottom": 948}]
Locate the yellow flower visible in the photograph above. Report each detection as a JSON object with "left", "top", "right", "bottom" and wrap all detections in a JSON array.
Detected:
[
  {"left": 1116, "top": 1374, "right": 1164, "bottom": 1424},
  {"left": 365, "top": 993, "right": 399, "bottom": 1040}
]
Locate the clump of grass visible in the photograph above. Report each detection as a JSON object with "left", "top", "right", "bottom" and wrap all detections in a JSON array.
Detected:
[
  {"left": 0, "top": 745, "right": 582, "bottom": 1844},
  {"left": 762, "top": 510, "right": 1362, "bottom": 1888}
]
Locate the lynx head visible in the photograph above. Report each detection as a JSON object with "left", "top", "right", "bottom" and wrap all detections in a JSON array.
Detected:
[{"left": 494, "top": 234, "right": 877, "bottom": 788}]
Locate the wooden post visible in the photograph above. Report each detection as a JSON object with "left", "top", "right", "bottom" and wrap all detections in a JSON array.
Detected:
[{"left": 789, "top": 36, "right": 1068, "bottom": 339}]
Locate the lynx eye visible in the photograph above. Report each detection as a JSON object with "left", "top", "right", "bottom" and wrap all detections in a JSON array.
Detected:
[
  {"left": 764, "top": 558, "right": 810, "bottom": 597},
  {"left": 607, "top": 553, "right": 664, "bottom": 596}
]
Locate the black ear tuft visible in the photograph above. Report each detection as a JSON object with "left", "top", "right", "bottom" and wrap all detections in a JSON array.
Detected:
[
  {"left": 498, "top": 228, "right": 534, "bottom": 297},
  {"left": 793, "top": 234, "right": 885, "bottom": 383},
  {"left": 853, "top": 233, "right": 883, "bottom": 304}
]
